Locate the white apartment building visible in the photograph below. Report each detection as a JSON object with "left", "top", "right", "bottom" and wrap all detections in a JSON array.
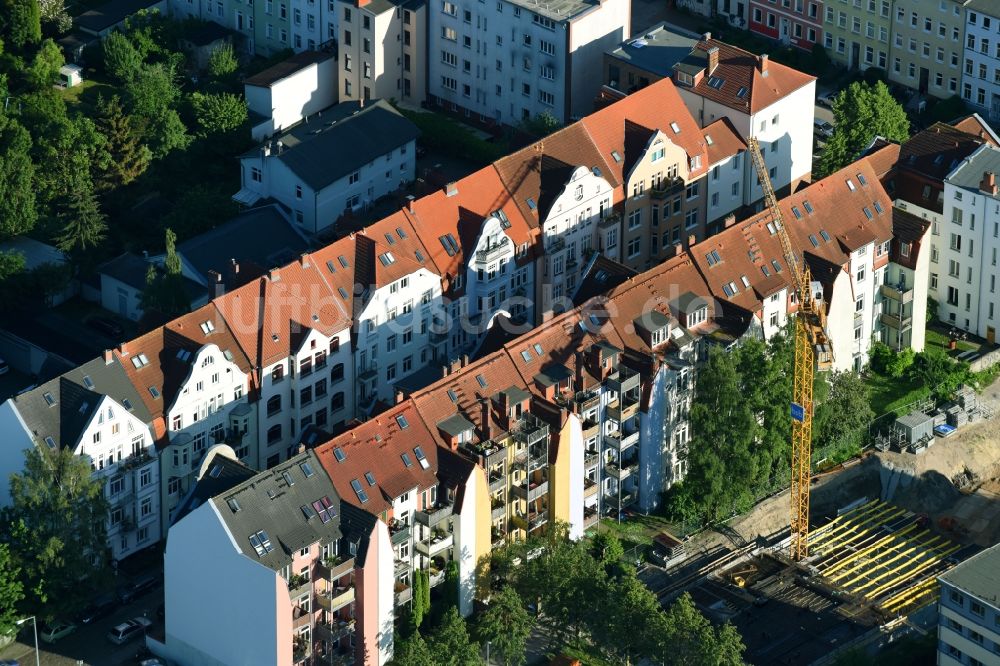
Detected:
[
  {"left": 235, "top": 100, "right": 419, "bottom": 234},
  {"left": 245, "top": 51, "right": 338, "bottom": 141},
  {"left": 0, "top": 355, "right": 161, "bottom": 561},
  {"left": 337, "top": 0, "right": 427, "bottom": 105},
  {"left": 937, "top": 144, "right": 1000, "bottom": 343},
  {"left": 425, "top": 0, "right": 629, "bottom": 125},
  {"left": 671, "top": 38, "right": 816, "bottom": 199},
  {"left": 962, "top": 1, "right": 1000, "bottom": 124},
  {"left": 215, "top": 256, "right": 355, "bottom": 468},
  {"left": 936, "top": 544, "right": 1000, "bottom": 666}
]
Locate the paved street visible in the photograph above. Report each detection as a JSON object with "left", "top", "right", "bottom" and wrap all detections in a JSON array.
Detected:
[{"left": 1, "top": 589, "right": 163, "bottom": 666}]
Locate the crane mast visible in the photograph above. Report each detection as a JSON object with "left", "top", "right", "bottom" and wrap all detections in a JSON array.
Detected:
[{"left": 747, "top": 137, "right": 815, "bottom": 561}]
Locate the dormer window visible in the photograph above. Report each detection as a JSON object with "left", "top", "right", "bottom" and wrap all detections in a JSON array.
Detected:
[{"left": 675, "top": 70, "right": 693, "bottom": 85}]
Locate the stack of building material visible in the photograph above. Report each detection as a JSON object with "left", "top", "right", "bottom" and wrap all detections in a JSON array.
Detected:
[
  {"left": 956, "top": 386, "right": 977, "bottom": 413},
  {"left": 946, "top": 405, "right": 968, "bottom": 428}
]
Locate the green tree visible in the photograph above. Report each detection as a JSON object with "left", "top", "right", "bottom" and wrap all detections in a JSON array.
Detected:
[
  {"left": 590, "top": 531, "right": 628, "bottom": 578},
  {"left": 819, "top": 81, "right": 909, "bottom": 175},
  {"left": 95, "top": 94, "right": 151, "bottom": 189},
  {"left": 908, "top": 347, "right": 969, "bottom": 398},
  {"left": 126, "top": 62, "right": 180, "bottom": 118},
  {"left": 26, "top": 37, "right": 63, "bottom": 89},
  {"left": 410, "top": 569, "right": 427, "bottom": 630},
  {"left": 476, "top": 586, "right": 533, "bottom": 666},
  {"left": 427, "top": 607, "right": 482, "bottom": 666},
  {"left": 394, "top": 631, "right": 436, "bottom": 666},
  {"left": 102, "top": 31, "right": 142, "bottom": 83},
  {"left": 0, "top": 114, "right": 37, "bottom": 239},
  {"left": 814, "top": 372, "right": 875, "bottom": 459},
  {"left": 191, "top": 91, "right": 247, "bottom": 135},
  {"left": 658, "top": 593, "right": 745, "bottom": 666},
  {"left": 595, "top": 572, "right": 665, "bottom": 664},
  {"left": 141, "top": 228, "right": 190, "bottom": 318},
  {"left": 2, "top": 0, "right": 41, "bottom": 49},
  {"left": 207, "top": 41, "right": 238, "bottom": 78},
  {"left": 0, "top": 543, "right": 25, "bottom": 639},
  {"left": 1, "top": 446, "right": 110, "bottom": 620},
  {"left": 520, "top": 110, "right": 560, "bottom": 138},
  {"left": 444, "top": 559, "right": 460, "bottom": 611},
  {"left": 37, "top": 0, "right": 70, "bottom": 33},
  {"left": 0, "top": 250, "right": 26, "bottom": 281},
  {"left": 53, "top": 177, "right": 107, "bottom": 255}
]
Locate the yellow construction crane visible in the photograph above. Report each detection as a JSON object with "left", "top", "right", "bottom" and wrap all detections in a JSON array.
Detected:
[{"left": 747, "top": 137, "right": 826, "bottom": 561}]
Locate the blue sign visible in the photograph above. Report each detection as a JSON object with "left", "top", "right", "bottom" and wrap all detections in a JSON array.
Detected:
[{"left": 791, "top": 402, "right": 805, "bottom": 422}]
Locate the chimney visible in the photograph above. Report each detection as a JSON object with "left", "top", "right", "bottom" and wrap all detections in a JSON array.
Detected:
[
  {"left": 480, "top": 398, "right": 493, "bottom": 441},
  {"left": 103, "top": 349, "right": 114, "bottom": 365},
  {"left": 300, "top": 253, "right": 311, "bottom": 268},
  {"left": 707, "top": 46, "right": 719, "bottom": 75},
  {"left": 269, "top": 268, "right": 281, "bottom": 282},
  {"left": 395, "top": 389, "right": 405, "bottom": 404},
  {"left": 118, "top": 342, "right": 128, "bottom": 356},
  {"left": 405, "top": 194, "right": 416, "bottom": 213},
  {"left": 687, "top": 233, "right": 697, "bottom": 247},
  {"left": 445, "top": 182, "right": 459, "bottom": 197},
  {"left": 297, "top": 443, "right": 306, "bottom": 454},
  {"left": 702, "top": 32, "right": 711, "bottom": 41},
  {"left": 979, "top": 171, "right": 998, "bottom": 195},
  {"left": 208, "top": 270, "right": 225, "bottom": 299},
  {"left": 759, "top": 54, "right": 769, "bottom": 76},
  {"left": 724, "top": 213, "right": 737, "bottom": 228}
]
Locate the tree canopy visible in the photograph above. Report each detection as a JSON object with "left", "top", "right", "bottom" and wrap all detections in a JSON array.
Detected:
[
  {"left": 0, "top": 114, "right": 37, "bottom": 239},
  {"left": 1, "top": 445, "right": 111, "bottom": 621},
  {"left": 475, "top": 586, "right": 533, "bottom": 666},
  {"left": 819, "top": 81, "right": 909, "bottom": 176}
]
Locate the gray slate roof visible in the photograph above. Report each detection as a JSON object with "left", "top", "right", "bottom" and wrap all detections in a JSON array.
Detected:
[
  {"left": 172, "top": 450, "right": 257, "bottom": 524},
  {"left": 211, "top": 450, "right": 345, "bottom": 572},
  {"left": 11, "top": 355, "right": 153, "bottom": 450},
  {"left": 948, "top": 144, "right": 1000, "bottom": 199},
  {"left": 939, "top": 543, "right": 1000, "bottom": 608},
  {"left": 245, "top": 100, "right": 420, "bottom": 192},
  {"left": 177, "top": 205, "right": 308, "bottom": 285},
  {"left": 98, "top": 252, "right": 205, "bottom": 300}
]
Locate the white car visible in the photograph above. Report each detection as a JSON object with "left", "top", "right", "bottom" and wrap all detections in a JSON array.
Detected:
[
  {"left": 107, "top": 616, "right": 153, "bottom": 645},
  {"left": 817, "top": 90, "right": 838, "bottom": 108},
  {"left": 40, "top": 620, "right": 77, "bottom": 643}
]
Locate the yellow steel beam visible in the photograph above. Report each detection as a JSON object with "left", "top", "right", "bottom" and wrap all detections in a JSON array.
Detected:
[
  {"left": 848, "top": 535, "right": 943, "bottom": 594},
  {"left": 823, "top": 524, "right": 922, "bottom": 580},
  {"left": 813, "top": 506, "right": 907, "bottom": 558},
  {"left": 881, "top": 578, "right": 938, "bottom": 613},
  {"left": 834, "top": 533, "right": 940, "bottom": 589},
  {"left": 812, "top": 503, "right": 903, "bottom": 552},
  {"left": 809, "top": 501, "right": 885, "bottom": 547},
  {"left": 863, "top": 544, "right": 960, "bottom": 599},
  {"left": 808, "top": 500, "right": 881, "bottom": 543}
]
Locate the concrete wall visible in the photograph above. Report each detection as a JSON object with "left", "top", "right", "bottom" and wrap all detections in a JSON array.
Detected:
[
  {"left": 566, "top": 0, "right": 629, "bottom": 120},
  {"left": 163, "top": 501, "right": 285, "bottom": 665},
  {"left": 246, "top": 54, "right": 338, "bottom": 141}
]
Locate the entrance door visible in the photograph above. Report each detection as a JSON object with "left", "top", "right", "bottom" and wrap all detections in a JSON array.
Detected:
[
  {"left": 851, "top": 42, "right": 861, "bottom": 69},
  {"left": 988, "top": 326, "right": 996, "bottom": 345},
  {"left": 919, "top": 68, "right": 929, "bottom": 94},
  {"left": 780, "top": 18, "right": 790, "bottom": 43}
]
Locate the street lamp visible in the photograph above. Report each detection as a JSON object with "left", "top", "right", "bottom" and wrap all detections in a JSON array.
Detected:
[{"left": 15, "top": 616, "right": 40, "bottom": 666}]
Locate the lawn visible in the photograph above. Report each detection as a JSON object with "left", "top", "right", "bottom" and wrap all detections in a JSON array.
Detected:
[
  {"left": 926, "top": 326, "right": 981, "bottom": 357},
  {"left": 58, "top": 78, "right": 118, "bottom": 114},
  {"left": 866, "top": 372, "right": 931, "bottom": 417}
]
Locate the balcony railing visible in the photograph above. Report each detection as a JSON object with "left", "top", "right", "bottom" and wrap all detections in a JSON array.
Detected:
[
  {"left": 389, "top": 523, "right": 411, "bottom": 545},
  {"left": 598, "top": 212, "right": 621, "bottom": 228},
  {"left": 584, "top": 452, "right": 599, "bottom": 469},
  {"left": 475, "top": 237, "right": 510, "bottom": 262},
  {"left": 527, "top": 511, "right": 548, "bottom": 531},
  {"left": 584, "top": 478, "right": 599, "bottom": 498},
  {"left": 605, "top": 462, "right": 634, "bottom": 481},
  {"left": 488, "top": 471, "right": 506, "bottom": 492},
  {"left": 491, "top": 501, "right": 506, "bottom": 520},
  {"left": 880, "top": 312, "right": 913, "bottom": 331},
  {"left": 317, "top": 618, "right": 356, "bottom": 644},
  {"left": 879, "top": 282, "right": 914, "bottom": 303},
  {"left": 583, "top": 505, "right": 600, "bottom": 528},
  {"left": 318, "top": 555, "right": 355, "bottom": 582},
  {"left": 650, "top": 177, "right": 685, "bottom": 199},
  {"left": 604, "top": 429, "right": 638, "bottom": 451},
  {"left": 415, "top": 532, "right": 454, "bottom": 557},
  {"left": 318, "top": 585, "right": 355, "bottom": 612},
  {"left": 606, "top": 399, "right": 639, "bottom": 423},
  {"left": 415, "top": 501, "right": 454, "bottom": 527},
  {"left": 511, "top": 480, "right": 549, "bottom": 502},
  {"left": 574, "top": 389, "right": 600, "bottom": 412},
  {"left": 394, "top": 582, "right": 411, "bottom": 606},
  {"left": 287, "top": 574, "right": 312, "bottom": 597},
  {"left": 357, "top": 363, "right": 378, "bottom": 381},
  {"left": 292, "top": 604, "right": 312, "bottom": 629}
]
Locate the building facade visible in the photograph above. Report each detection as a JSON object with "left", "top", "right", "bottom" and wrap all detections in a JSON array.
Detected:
[
  {"left": 937, "top": 543, "right": 1000, "bottom": 666},
  {"left": 749, "top": 0, "right": 824, "bottom": 52},
  {"left": 425, "top": 0, "right": 629, "bottom": 125},
  {"left": 888, "top": 0, "right": 967, "bottom": 99},
  {"left": 961, "top": 1, "right": 1000, "bottom": 123},
  {"left": 822, "top": 0, "right": 890, "bottom": 70}
]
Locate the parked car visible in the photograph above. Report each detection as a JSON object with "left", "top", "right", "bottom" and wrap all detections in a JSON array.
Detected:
[
  {"left": 107, "top": 617, "right": 153, "bottom": 645},
  {"left": 78, "top": 594, "right": 117, "bottom": 624},
  {"left": 0, "top": 357, "right": 8, "bottom": 375},
  {"left": 118, "top": 573, "right": 160, "bottom": 603},
  {"left": 813, "top": 119, "right": 835, "bottom": 138},
  {"left": 817, "top": 90, "right": 838, "bottom": 107},
  {"left": 40, "top": 620, "right": 77, "bottom": 643},
  {"left": 0, "top": 660, "right": 21, "bottom": 666},
  {"left": 86, "top": 316, "right": 125, "bottom": 339}
]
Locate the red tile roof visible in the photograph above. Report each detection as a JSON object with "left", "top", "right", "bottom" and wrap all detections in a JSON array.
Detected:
[
  {"left": 681, "top": 40, "right": 815, "bottom": 115},
  {"left": 313, "top": 400, "right": 438, "bottom": 515},
  {"left": 702, "top": 117, "right": 747, "bottom": 165},
  {"left": 952, "top": 115, "right": 1000, "bottom": 147},
  {"left": 581, "top": 77, "right": 710, "bottom": 184},
  {"left": 115, "top": 303, "right": 254, "bottom": 438},
  {"left": 214, "top": 255, "right": 351, "bottom": 370}
]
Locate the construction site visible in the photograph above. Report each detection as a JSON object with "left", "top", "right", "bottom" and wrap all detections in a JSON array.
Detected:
[{"left": 644, "top": 383, "right": 1000, "bottom": 665}]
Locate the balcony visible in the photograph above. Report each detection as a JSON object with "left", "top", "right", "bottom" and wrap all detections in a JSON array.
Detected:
[
  {"left": 292, "top": 604, "right": 312, "bottom": 630},
  {"left": 584, "top": 478, "right": 599, "bottom": 498},
  {"left": 317, "top": 555, "right": 355, "bottom": 582},
  {"left": 475, "top": 237, "right": 510, "bottom": 263},
  {"left": 583, "top": 505, "right": 599, "bottom": 528},
  {"left": 605, "top": 491, "right": 636, "bottom": 509},
  {"left": 527, "top": 511, "right": 548, "bottom": 531},
  {"left": 547, "top": 237, "right": 566, "bottom": 252},
  {"left": 357, "top": 364, "right": 378, "bottom": 381},
  {"left": 604, "top": 429, "right": 638, "bottom": 451},
  {"left": 606, "top": 399, "right": 639, "bottom": 422},
  {"left": 574, "top": 389, "right": 600, "bottom": 412},
  {"left": 488, "top": 470, "right": 506, "bottom": 492},
  {"left": 394, "top": 581, "right": 411, "bottom": 606},
  {"left": 317, "top": 618, "right": 356, "bottom": 644},
  {"left": 581, "top": 417, "right": 600, "bottom": 438},
  {"left": 880, "top": 282, "right": 914, "bottom": 303},
  {"left": 650, "top": 177, "right": 685, "bottom": 199},
  {"left": 598, "top": 212, "right": 621, "bottom": 229},
  {"left": 390, "top": 522, "right": 411, "bottom": 545},
  {"left": 511, "top": 480, "right": 549, "bottom": 502},
  {"left": 584, "top": 451, "right": 599, "bottom": 469},
  {"left": 415, "top": 531, "right": 454, "bottom": 557},
  {"left": 605, "top": 462, "right": 634, "bottom": 481},
  {"left": 415, "top": 501, "right": 454, "bottom": 528},
  {"left": 607, "top": 366, "right": 641, "bottom": 393},
  {"left": 491, "top": 527, "right": 507, "bottom": 547},
  {"left": 287, "top": 574, "right": 312, "bottom": 597},
  {"left": 318, "top": 585, "right": 355, "bottom": 612},
  {"left": 880, "top": 312, "right": 913, "bottom": 331},
  {"left": 491, "top": 498, "right": 506, "bottom": 520}
]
